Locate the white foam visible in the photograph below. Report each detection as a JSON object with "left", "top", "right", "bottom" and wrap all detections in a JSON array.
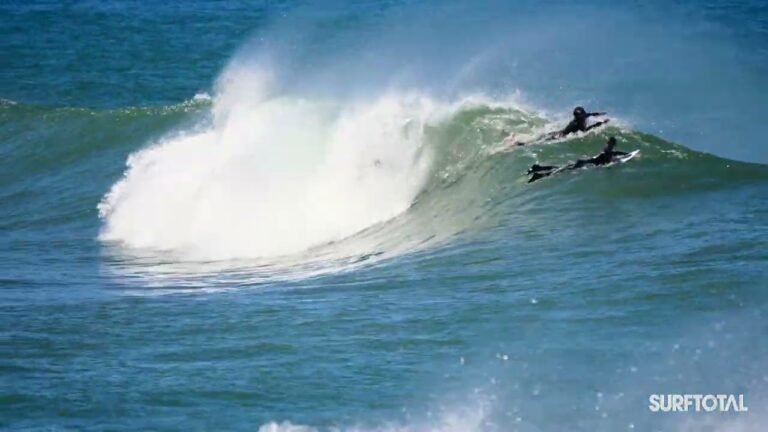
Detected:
[
  {"left": 257, "top": 404, "right": 488, "bottom": 432},
  {"left": 99, "top": 67, "right": 441, "bottom": 260}
]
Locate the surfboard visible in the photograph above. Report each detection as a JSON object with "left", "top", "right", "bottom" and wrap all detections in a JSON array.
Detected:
[
  {"left": 489, "top": 133, "right": 534, "bottom": 154},
  {"left": 614, "top": 149, "right": 640, "bottom": 164}
]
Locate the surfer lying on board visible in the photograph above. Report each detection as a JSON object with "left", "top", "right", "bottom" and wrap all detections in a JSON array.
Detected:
[
  {"left": 548, "top": 106, "right": 610, "bottom": 139},
  {"left": 527, "top": 136, "right": 627, "bottom": 183},
  {"left": 505, "top": 106, "right": 609, "bottom": 146}
]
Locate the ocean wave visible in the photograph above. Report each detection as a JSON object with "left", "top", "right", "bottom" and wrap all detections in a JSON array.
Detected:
[
  {"left": 91, "top": 65, "right": 768, "bottom": 269},
  {"left": 4, "top": 69, "right": 765, "bottom": 271}
]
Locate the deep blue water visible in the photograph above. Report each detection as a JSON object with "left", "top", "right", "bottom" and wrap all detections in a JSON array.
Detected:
[{"left": 1, "top": 1, "right": 767, "bottom": 431}]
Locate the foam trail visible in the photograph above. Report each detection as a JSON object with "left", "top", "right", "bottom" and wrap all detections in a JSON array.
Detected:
[
  {"left": 257, "top": 403, "right": 489, "bottom": 432},
  {"left": 98, "top": 66, "right": 437, "bottom": 260}
]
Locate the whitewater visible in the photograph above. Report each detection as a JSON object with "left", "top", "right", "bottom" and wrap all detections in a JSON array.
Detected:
[{"left": 98, "top": 71, "right": 436, "bottom": 260}]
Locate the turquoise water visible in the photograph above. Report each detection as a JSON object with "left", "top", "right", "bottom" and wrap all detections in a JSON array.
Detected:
[{"left": 2, "top": 1, "right": 768, "bottom": 431}]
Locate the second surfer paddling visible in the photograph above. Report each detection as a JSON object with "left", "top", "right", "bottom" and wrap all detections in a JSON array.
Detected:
[{"left": 527, "top": 136, "right": 628, "bottom": 183}]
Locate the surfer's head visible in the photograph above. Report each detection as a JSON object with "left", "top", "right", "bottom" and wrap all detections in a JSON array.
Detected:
[
  {"left": 573, "top": 106, "right": 587, "bottom": 118},
  {"left": 607, "top": 136, "right": 617, "bottom": 148}
]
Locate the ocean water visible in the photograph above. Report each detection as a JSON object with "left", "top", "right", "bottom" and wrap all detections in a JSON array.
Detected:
[{"left": 1, "top": 1, "right": 767, "bottom": 431}]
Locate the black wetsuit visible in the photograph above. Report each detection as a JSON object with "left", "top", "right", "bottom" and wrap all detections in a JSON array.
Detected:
[
  {"left": 527, "top": 145, "right": 628, "bottom": 182},
  {"left": 561, "top": 117, "right": 588, "bottom": 136},
  {"left": 556, "top": 112, "right": 607, "bottom": 138},
  {"left": 572, "top": 146, "right": 628, "bottom": 168}
]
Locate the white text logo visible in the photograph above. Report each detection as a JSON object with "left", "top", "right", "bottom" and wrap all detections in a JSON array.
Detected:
[{"left": 649, "top": 394, "right": 748, "bottom": 412}]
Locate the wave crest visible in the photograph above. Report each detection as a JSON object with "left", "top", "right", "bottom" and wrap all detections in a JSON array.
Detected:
[{"left": 98, "top": 73, "right": 444, "bottom": 260}]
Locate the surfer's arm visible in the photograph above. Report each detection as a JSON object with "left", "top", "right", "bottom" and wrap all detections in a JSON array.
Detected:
[
  {"left": 584, "top": 119, "right": 609, "bottom": 131},
  {"left": 611, "top": 150, "right": 628, "bottom": 156}
]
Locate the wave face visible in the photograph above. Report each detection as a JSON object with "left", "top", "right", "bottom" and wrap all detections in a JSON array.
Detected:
[
  {"left": 2, "top": 1, "right": 768, "bottom": 432},
  {"left": 3, "top": 82, "right": 766, "bottom": 272},
  {"left": 93, "top": 68, "right": 767, "bottom": 265}
]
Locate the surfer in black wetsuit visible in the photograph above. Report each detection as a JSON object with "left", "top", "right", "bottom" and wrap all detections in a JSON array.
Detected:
[
  {"left": 572, "top": 136, "right": 627, "bottom": 168},
  {"left": 527, "top": 136, "right": 628, "bottom": 182},
  {"left": 548, "top": 106, "right": 610, "bottom": 139},
  {"left": 505, "top": 106, "right": 609, "bottom": 146}
]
